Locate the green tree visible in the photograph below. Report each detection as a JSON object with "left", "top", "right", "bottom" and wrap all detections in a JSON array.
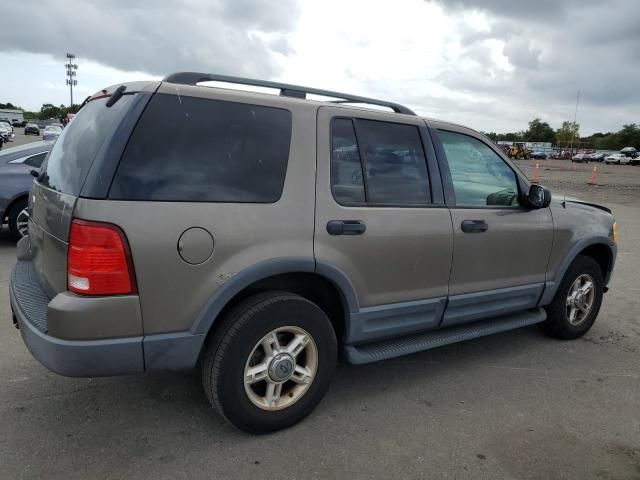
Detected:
[
  {"left": 617, "top": 124, "right": 640, "bottom": 148},
  {"left": 556, "top": 121, "right": 580, "bottom": 143},
  {"left": 523, "top": 118, "right": 555, "bottom": 143},
  {"left": 481, "top": 131, "right": 498, "bottom": 142},
  {"left": 39, "top": 103, "right": 62, "bottom": 120}
]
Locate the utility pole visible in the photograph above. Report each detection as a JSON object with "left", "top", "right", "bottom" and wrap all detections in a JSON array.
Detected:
[
  {"left": 569, "top": 90, "right": 580, "bottom": 157},
  {"left": 65, "top": 53, "right": 78, "bottom": 107}
]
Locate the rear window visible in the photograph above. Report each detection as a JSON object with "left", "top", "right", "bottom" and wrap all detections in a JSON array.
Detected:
[
  {"left": 109, "top": 94, "right": 292, "bottom": 203},
  {"left": 41, "top": 95, "right": 135, "bottom": 195}
]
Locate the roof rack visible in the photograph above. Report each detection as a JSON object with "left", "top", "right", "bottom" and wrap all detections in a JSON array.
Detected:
[{"left": 162, "top": 72, "right": 416, "bottom": 115}]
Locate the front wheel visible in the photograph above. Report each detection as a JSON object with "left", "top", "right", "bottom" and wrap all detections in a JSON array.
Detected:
[
  {"left": 201, "top": 291, "right": 337, "bottom": 433},
  {"left": 541, "top": 255, "right": 604, "bottom": 339}
]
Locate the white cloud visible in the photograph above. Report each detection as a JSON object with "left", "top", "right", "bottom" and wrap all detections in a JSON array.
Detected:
[{"left": 0, "top": 0, "right": 638, "bottom": 134}]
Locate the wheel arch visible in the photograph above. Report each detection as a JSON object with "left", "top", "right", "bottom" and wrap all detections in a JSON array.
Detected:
[
  {"left": 191, "top": 258, "right": 359, "bottom": 344},
  {"left": 540, "top": 237, "right": 616, "bottom": 306}
]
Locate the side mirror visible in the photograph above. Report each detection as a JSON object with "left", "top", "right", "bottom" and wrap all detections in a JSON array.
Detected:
[{"left": 527, "top": 184, "right": 551, "bottom": 208}]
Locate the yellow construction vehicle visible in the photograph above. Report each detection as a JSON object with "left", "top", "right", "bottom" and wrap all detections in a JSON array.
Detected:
[{"left": 507, "top": 142, "right": 530, "bottom": 160}]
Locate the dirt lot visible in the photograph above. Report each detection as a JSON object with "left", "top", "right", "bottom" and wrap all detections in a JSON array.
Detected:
[
  {"left": 514, "top": 158, "right": 640, "bottom": 206},
  {"left": 0, "top": 140, "right": 639, "bottom": 479}
]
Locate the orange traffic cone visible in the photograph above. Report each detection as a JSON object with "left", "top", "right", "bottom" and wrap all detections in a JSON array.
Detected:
[
  {"left": 533, "top": 162, "right": 540, "bottom": 183},
  {"left": 588, "top": 165, "right": 597, "bottom": 185}
]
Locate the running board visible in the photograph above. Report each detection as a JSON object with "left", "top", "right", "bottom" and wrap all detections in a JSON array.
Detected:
[{"left": 344, "top": 308, "right": 546, "bottom": 365}]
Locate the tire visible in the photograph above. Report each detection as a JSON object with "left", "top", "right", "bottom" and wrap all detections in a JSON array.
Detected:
[
  {"left": 8, "top": 198, "right": 29, "bottom": 240},
  {"left": 541, "top": 255, "right": 604, "bottom": 340},
  {"left": 201, "top": 291, "right": 338, "bottom": 433}
]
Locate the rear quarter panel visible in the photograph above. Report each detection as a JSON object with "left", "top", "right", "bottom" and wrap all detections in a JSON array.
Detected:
[{"left": 73, "top": 89, "right": 318, "bottom": 335}]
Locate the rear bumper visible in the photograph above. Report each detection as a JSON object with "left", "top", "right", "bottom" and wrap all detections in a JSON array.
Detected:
[
  {"left": 10, "top": 261, "right": 144, "bottom": 377},
  {"left": 10, "top": 258, "right": 205, "bottom": 377}
]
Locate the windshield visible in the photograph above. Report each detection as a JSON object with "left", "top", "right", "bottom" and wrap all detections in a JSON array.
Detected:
[{"left": 40, "top": 94, "right": 135, "bottom": 195}]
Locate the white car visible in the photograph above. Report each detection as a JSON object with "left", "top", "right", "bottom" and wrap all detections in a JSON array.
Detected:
[
  {"left": 0, "top": 121, "right": 15, "bottom": 143},
  {"left": 604, "top": 153, "right": 630, "bottom": 165}
]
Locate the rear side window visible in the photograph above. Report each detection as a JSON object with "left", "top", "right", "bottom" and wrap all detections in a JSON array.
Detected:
[
  {"left": 330, "top": 118, "right": 431, "bottom": 206},
  {"left": 109, "top": 94, "right": 292, "bottom": 203},
  {"left": 41, "top": 95, "right": 135, "bottom": 195}
]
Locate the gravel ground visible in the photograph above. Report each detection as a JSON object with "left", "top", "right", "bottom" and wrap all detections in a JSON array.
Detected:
[
  {"left": 514, "top": 158, "right": 640, "bottom": 206},
  {"left": 0, "top": 141, "right": 638, "bottom": 479}
]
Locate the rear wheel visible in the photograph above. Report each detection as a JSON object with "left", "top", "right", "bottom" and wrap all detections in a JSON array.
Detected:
[
  {"left": 201, "top": 291, "right": 337, "bottom": 433},
  {"left": 541, "top": 255, "right": 604, "bottom": 339},
  {"left": 8, "top": 198, "right": 29, "bottom": 239}
]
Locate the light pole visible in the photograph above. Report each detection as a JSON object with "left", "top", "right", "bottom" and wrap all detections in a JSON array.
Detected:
[{"left": 65, "top": 53, "right": 78, "bottom": 107}]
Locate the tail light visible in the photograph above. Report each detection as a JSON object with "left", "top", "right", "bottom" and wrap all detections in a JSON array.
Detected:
[{"left": 68, "top": 219, "right": 137, "bottom": 295}]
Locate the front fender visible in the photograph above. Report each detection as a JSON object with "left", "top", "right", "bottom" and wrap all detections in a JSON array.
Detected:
[{"left": 539, "top": 236, "right": 616, "bottom": 305}]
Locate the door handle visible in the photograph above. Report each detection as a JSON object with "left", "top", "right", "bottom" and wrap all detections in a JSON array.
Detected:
[
  {"left": 327, "top": 220, "right": 366, "bottom": 236},
  {"left": 461, "top": 220, "right": 488, "bottom": 233}
]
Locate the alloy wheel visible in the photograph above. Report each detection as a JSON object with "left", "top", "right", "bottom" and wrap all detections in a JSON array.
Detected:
[
  {"left": 565, "top": 274, "right": 595, "bottom": 326},
  {"left": 244, "top": 326, "right": 318, "bottom": 411}
]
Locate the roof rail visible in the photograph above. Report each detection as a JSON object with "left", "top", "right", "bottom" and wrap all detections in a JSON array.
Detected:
[{"left": 162, "top": 72, "right": 416, "bottom": 115}]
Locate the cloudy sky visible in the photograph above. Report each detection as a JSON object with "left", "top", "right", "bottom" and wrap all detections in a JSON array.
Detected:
[{"left": 1, "top": 0, "right": 638, "bottom": 134}]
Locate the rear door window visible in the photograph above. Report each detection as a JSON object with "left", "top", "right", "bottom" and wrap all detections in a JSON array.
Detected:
[
  {"left": 41, "top": 95, "right": 135, "bottom": 195},
  {"left": 109, "top": 94, "right": 292, "bottom": 203},
  {"left": 330, "top": 118, "right": 431, "bottom": 206},
  {"left": 356, "top": 119, "right": 431, "bottom": 205}
]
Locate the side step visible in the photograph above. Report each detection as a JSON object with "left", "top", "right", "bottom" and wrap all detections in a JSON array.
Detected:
[{"left": 344, "top": 308, "right": 546, "bottom": 365}]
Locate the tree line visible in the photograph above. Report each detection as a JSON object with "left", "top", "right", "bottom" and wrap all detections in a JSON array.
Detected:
[
  {"left": 2, "top": 100, "right": 639, "bottom": 150},
  {"left": 0, "top": 102, "right": 81, "bottom": 121},
  {"left": 483, "top": 118, "right": 640, "bottom": 151}
]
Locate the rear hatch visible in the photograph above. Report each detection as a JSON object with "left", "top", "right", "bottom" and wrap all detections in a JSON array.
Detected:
[{"left": 28, "top": 83, "right": 157, "bottom": 297}]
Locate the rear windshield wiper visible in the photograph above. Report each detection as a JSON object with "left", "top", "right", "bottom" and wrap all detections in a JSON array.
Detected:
[{"left": 106, "top": 85, "right": 127, "bottom": 107}]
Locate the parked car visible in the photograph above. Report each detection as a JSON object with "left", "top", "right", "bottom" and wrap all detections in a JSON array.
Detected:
[
  {"left": 42, "top": 125, "right": 63, "bottom": 141},
  {"left": 605, "top": 153, "right": 630, "bottom": 164},
  {"left": 530, "top": 151, "right": 547, "bottom": 159},
  {"left": 0, "top": 121, "right": 15, "bottom": 144},
  {"left": 571, "top": 153, "right": 589, "bottom": 163},
  {"left": 10, "top": 74, "right": 617, "bottom": 434},
  {"left": 0, "top": 120, "right": 14, "bottom": 134},
  {"left": 0, "top": 141, "right": 53, "bottom": 238},
  {"left": 589, "top": 152, "right": 606, "bottom": 162},
  {"left": 620, "top": 146, "right": 637, "bottom": 157},
  {"left": 24, "top": 124, "right": 40, "bottom": 136}
]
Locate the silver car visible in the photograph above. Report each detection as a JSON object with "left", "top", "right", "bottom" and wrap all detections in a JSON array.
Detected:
[
  {"left": 10, "top": 74, "right": 618, "bottom": 433},
  {"left": 42, "top": 125, "right": 63, "bottom": 141},
  {"left": 605, "top": 153, "right": 630, "bottom": 165}
]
